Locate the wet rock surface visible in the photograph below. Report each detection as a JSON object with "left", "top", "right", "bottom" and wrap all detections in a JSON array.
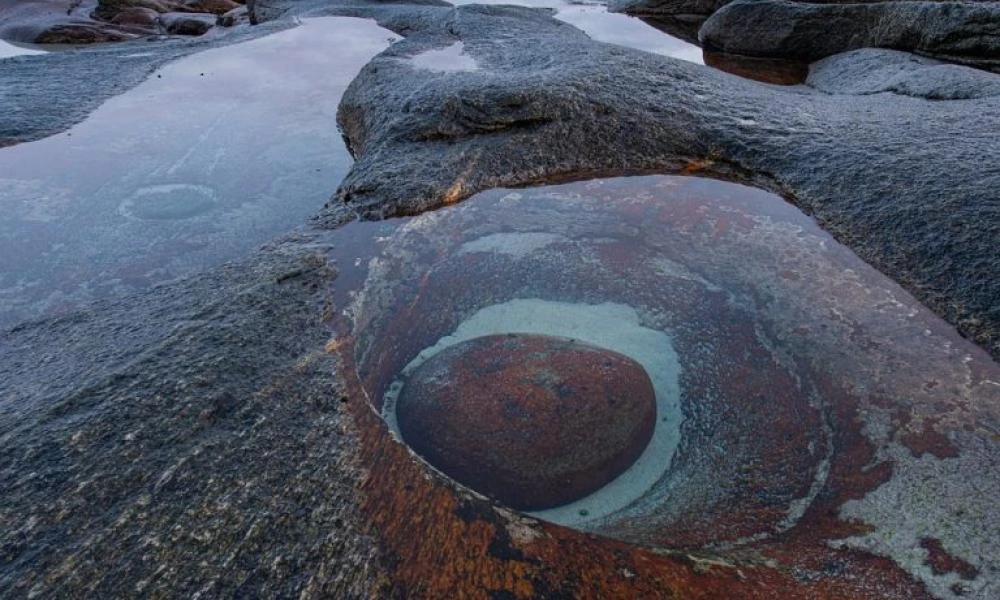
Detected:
[
  {"left": 808, "top": 48, "right": 1000, "bottom": 100},
  {"left": 1, "top": 0, "right": 999, "bottom": 598},
  {"left": 0, "top": 230, "right": 382, "bottom": 597},
  {"left": 159, "top": 10, "right": 217, "bottom": 34},
  {"left": 331, "top": 2, "right": 1000, "bottom": 361},
  {"left": 345, "top": 175, "right": 1000, "bottom": 599},
  {"left": 0, "top": 0, "right": 246, "bottom": 44},
  {"left": 396, "top": 334, "right": 657, "bottom": 511},
  {"left": 700, "top": 0, "right": 1000, "bottom": 71}
]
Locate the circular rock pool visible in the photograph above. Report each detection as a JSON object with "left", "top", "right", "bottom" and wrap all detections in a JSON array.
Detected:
[{"left": 331, "top": 175, "right": 999, "bottom": 597}]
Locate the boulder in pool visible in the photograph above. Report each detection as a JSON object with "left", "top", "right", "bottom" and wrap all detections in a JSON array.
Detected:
[{"left": 395, "top": 334, "right": 658, "bottom": 511}]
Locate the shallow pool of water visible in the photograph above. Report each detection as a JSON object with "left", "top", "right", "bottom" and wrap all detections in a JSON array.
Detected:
[
  {"left": 329, "top": 175, "right": 999, "bottom": 595},
  {"left": 0, "top": 17, "right": 399, "bottom": 326},
  {"left": 452, "top": 0, "right": 703, "bottom": 62}
]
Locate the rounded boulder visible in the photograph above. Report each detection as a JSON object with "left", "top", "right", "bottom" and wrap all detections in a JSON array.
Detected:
[{"left": 396, "top": 334, "right": 657, "bottom": 511}]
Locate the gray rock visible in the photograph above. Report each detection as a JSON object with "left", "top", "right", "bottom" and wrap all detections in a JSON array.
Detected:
[
  {"left": 609, "top": 0, "right": 730, "bottom": 19},
  {"left": 110, "top": 6, "right": 163, "bottom": 29},
  {"left": 331, "top": 3, "right": 1000, "bottom": 360},
  {"left": 31, "top": 21, "right": 143, "bottom": 43},
  {"left": 0, "top": 1, "right": 998, "bottom": 597},
  {"left": 183, "top": 0, "right": 242, "bottom": 15},
  {"left": 0, "top": 0, "right": 141, "bottom": 43},
  {"left": 607, "top": 0, "right": 731, "bottom": 43},
  {"left": 94, "top": 0, "right": 197, "bottom": 20},
  {"left": 0, "top": 230, "right": 379, "bottom": 597},
  {"left": 219, "top": 4, "right": 248, "bottom": 26},
  {"left": 700, "top": 0, "right": 1000, "bottom": 70},
  {"left": 159, "top": 10, "right": 216, "bottom": 35},
  {"left": 808, "top": 48, "right": 1000, "bottom": 100}
]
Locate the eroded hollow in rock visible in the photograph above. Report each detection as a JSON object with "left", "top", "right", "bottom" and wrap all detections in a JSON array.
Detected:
[
  {"left": 395, "top": 333, "right": 657, "bottom": 511},
  {"left": 336, "top": 175, "right": 999, "bottom": 594}
]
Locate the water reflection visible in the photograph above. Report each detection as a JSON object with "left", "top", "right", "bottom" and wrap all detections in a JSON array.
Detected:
[
  {"left": 0, "top": 17, "right": 399, "bottom": 327},
  {"left": 404, "top": 41, "right": 480, "bottom": 72},
  {"left": 452, "top": 0, "right": 703, "bottom": 62}
]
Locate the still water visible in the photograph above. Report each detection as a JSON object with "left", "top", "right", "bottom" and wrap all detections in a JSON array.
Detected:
[
  {"left": 452, "top": 0, "right": 703, "bottom": 62},
  {"left": 0, "top": 17, "right": 398, "bottom": 326},
  {"left": 333, "top": 175, "right": 999, "bottom": 598}
]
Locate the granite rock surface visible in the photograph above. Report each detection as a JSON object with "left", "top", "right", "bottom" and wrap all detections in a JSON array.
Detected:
[
  {"left": 0, "top": 0, "right": 245, "bottom": 44},
  {"left": 329, "top": 2, "right": 1000, "bottom": 361},
  {"left": 1, "top": 1, "right": 999, "bottom": 598}
]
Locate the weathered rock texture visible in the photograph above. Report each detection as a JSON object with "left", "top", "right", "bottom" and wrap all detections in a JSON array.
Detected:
[
  {"left": 329, "top": 3, "right": 1000, "bottom": 362},
  {"left": 1, "top": 1, "right": 999, "bottom": 598},
  {"left": 808, "top": 47, "right": 1000, "bottom": 99},
  {"left": 612, "top": 0, "right": 1000, "bottom": 73},
  {"left": 396, "top": 334, "right": 657, "bottom": 511},
  {"left": 0, "top": 230, "right": 383, "bottom": 597},
  {"left": 344, "top": 175, "right": 1000, "bottom": 599},
  {"left": 700, "top": 0, "right": 1000, "bottom": 71}
]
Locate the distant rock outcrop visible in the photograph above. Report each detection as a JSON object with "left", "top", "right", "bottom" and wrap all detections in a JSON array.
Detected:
[{"left": 0, "top": 0, "right": 246, "bottom": 44}]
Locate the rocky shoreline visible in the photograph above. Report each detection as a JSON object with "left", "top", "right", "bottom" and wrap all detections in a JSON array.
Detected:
[
  {"left": 1, "top": 1, "right": 998, "bottom": 598},
  {"left": 0, "top": 0, "right": 249, "bottom": 44}
]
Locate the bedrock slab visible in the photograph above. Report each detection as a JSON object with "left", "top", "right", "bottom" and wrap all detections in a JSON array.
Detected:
[
  {"left": 327, "top": 2, "right": 1000, "bottom": 361},
  {"left": 807, "top": 48, "right": 1000, "bottom": 100}
]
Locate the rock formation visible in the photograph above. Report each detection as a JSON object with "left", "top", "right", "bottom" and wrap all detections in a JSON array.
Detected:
[
  {"left": 330, "top": 2, "right": 1000, "bottom": 361},
  {"left": 0, "top": 0, "right": 246, "bottom": 44},
  {"left": 1, "top": 0, "right": 999, "bottom": 598},
  {"left": 395, "top": 334, "right": 657, "bottom": 511}
]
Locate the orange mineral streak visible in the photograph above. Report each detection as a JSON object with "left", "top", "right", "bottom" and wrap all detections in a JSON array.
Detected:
[
  {"left": 681, "top": 157, "right": 715, "bottom": 175},
  {"left": 333, "top": 338, "right": 930, "bottom": 599}
]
